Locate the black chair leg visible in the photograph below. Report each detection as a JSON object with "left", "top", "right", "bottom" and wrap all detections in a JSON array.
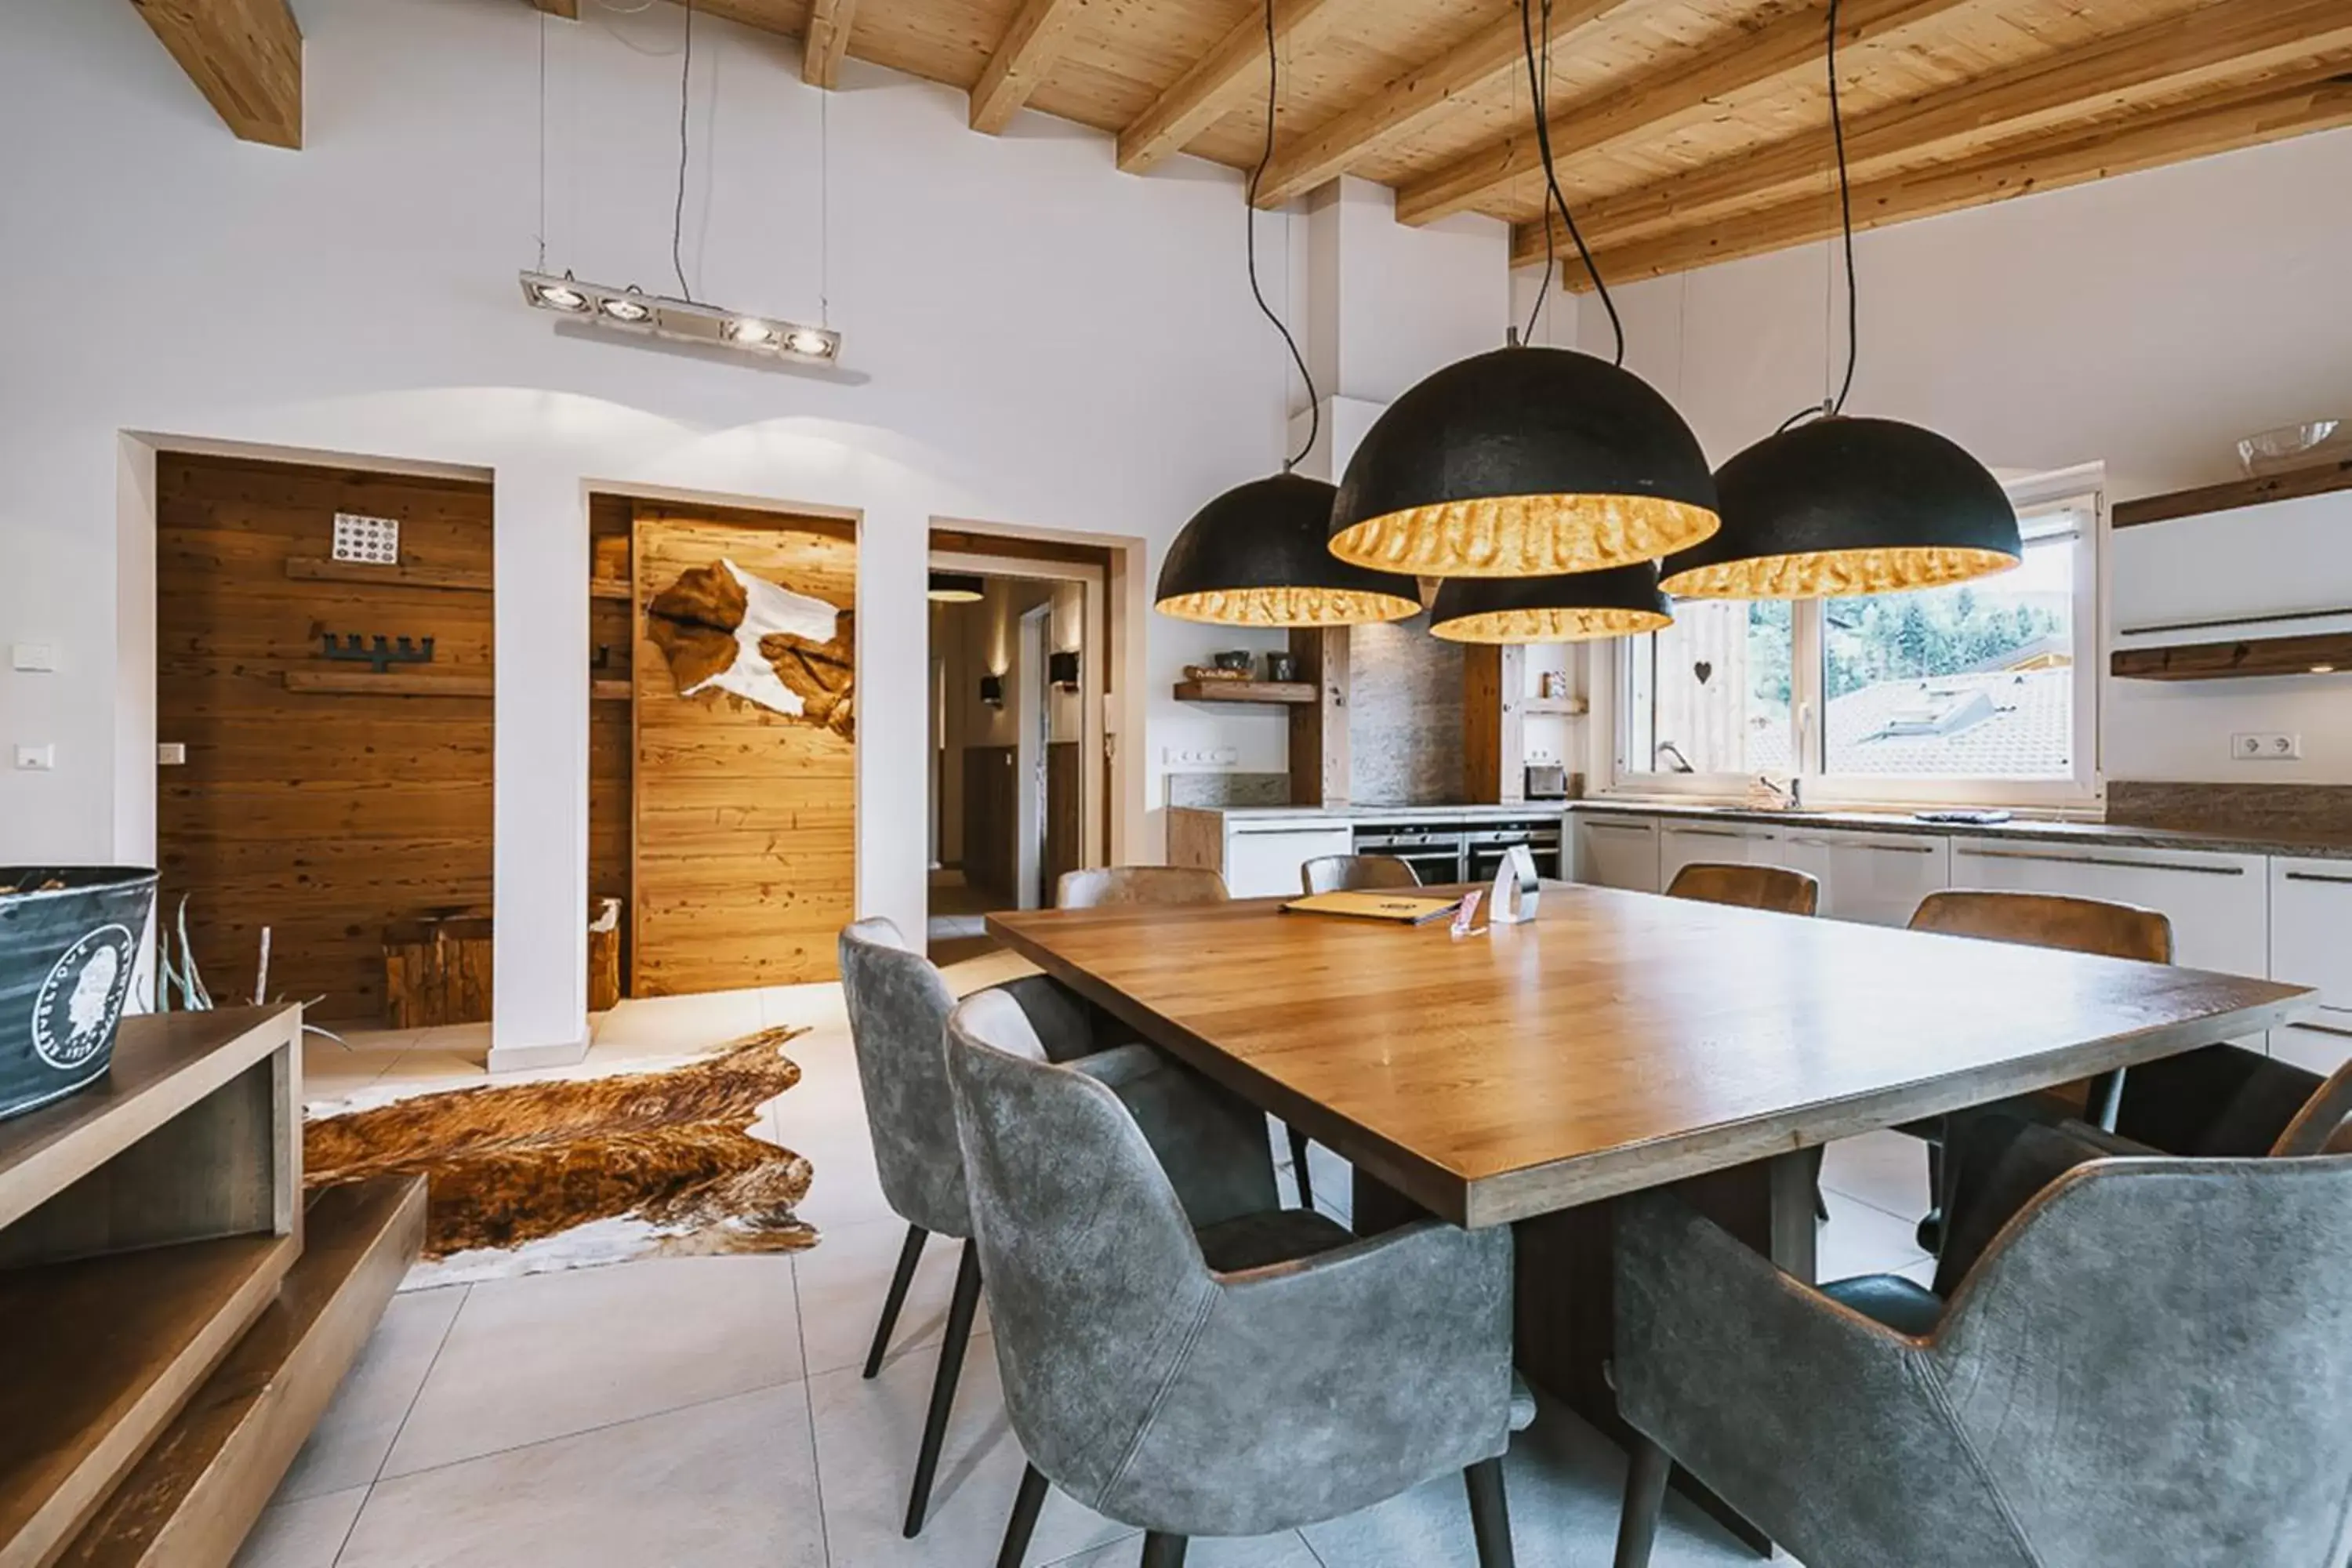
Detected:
[
  {"left": 1139, "top": 1534, "right": 1189, "bottom": 1568},
  {"left": 1613, "top": 1434, "right": 1671, "bottom": 1568},
  {"left": 996, "top": 1462, "right": 1049, "bottom": 1568},
  {"left": 1917, "top": 1131, "right": 1947, "bottom": 1254},
  {"left": 903, "top": 1238, "right": 983, "bottom": 1537},
  {"left": 1463, "top": 1457, "right": 1516, "bottom": 1568},
  {"left": 1287, "top": 1124, "right": 1315, "bottom": 1209},
  {"left": 863, "top": 1223, "right": 928, "bottom": 1379}
]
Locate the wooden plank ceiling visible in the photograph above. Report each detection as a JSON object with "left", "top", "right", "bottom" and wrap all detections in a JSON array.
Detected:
[{"left": 140, "top": 0, "right": 2352, "bottom": 286}]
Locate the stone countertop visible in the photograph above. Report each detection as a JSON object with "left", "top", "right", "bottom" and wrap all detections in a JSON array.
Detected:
[
  {"left": 1569, "top": 799, "right": 2352, "bottom": 862},
  {"left": 1168, "top": 799, "right": 2352, "bottom": 859}
]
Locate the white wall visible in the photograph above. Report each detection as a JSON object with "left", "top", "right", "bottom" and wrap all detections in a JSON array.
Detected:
[
  {"left": 0, "top": 0, "right": 1507, "bottom": 1054},
  {"left": 1584, "top": 126, "right": 2352, "bottom": 785}
]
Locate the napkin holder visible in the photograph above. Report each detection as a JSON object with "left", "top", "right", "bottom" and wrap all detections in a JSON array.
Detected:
[{"left": 1489, "top": 843, "right": 1541, "bottom": 925}]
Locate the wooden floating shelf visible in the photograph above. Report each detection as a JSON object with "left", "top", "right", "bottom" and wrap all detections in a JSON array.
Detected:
[
  {"left": 283, "top": 670, "right": 493, "bottom": 698},
  {"left": 590, "top": 579, "right": 633, "bottom": 601},
  {"left": 592, "top": 679, "right": 631, "bottom": 702},
  {"left": 1520, "top": 696, "right": 1589, "bottom": 716},
  {"left": 2114, "top": 458, "right": 2352, "bottom": 529},
  {"left": 285, "top": 557, "right": 491, "bottom": 593},
  {"left": 1173, "top": 679, "right": 1316, "bottom": 706},
  {"left": 2111, "top": 632, "right": 2352, "bottom": 682}
]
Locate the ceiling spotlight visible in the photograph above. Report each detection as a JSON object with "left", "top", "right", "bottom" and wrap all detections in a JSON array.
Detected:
[
  {"left": 528, "top": 274, "right": 590, "bottom": 313},
  {"left": 518, "top": 271, "right": 843, "bottom": 368},
  {"left": 783, "top": 327, "right": 839, "bottom": 360}
]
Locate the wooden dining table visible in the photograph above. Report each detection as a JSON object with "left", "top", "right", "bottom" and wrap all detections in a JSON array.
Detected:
[{"left": 989, "top": 880, "right": 2314, "bottom": 1550}]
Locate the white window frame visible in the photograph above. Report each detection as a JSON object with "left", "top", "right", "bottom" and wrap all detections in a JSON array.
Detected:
[{"left": 1593, "top": 463, "right": 2106, "bottom": 812}]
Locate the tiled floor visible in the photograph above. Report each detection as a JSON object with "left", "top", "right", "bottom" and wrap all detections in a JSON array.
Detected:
[{"left": 250, "top": 964, "right": 1939, "bottom": 1567}]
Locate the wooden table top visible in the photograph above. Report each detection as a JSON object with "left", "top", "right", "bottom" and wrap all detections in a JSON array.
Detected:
[{"left": 988, "top": 887, "right": 2314, "bottom": 1227}]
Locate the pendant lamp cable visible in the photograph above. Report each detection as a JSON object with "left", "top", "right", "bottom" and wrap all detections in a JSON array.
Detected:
[
  {"left": 1777, "top": 0, "right": 1860, "bottom": 432},
  {"left": 535, "top": 5, "right": 548, "bottom": 271},
  {"left": 673, "top": 0, "right": 695, "bottom": 301},
  {"left": 1247, "top": 0, "right": 1318, "bottom": 474},
  {"left": 1519, "top": 0, "right": 1622, "bottom": 365},
  {"left": 1519, "top": 0, "right": 1555, "bottom": 343}
]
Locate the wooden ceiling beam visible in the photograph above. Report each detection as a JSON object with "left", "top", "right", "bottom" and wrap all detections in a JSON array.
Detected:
[
  {"left": 1396, "top": 0, "right": 1973, "bottom": 227},
  {"left": 1536, "top": 0, "right": 2352, "bottom": 256},
  {"left": 128, "top": 0, "right": 303, "bottom": 148},
  {"left": 971, "top": 0, "right": 1089, "bottom": 133},
  {"left": 1531, "top": 77, "right": 2352, "bottom": 287},
  {"left": 803, "top": 0, "right": 859, "bottom": 89},
  {"left": 1249, "top": 0, "right": 1630, "bottom": 209},
  {"left": 528, "top": 0, "right": 580, "bottom": 20},
  {"left": 1116, "top": 0, "right": 1346, "bottom": 176}
]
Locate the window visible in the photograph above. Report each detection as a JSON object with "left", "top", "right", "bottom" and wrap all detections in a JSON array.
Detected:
[{"left": 1610, "top": 467, "right": 2102, "bottom": 807}]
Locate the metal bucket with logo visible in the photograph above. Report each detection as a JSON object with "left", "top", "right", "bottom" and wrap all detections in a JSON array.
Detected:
[{"left": 0, "top": 868, "right": 158, "bottom": 1121}]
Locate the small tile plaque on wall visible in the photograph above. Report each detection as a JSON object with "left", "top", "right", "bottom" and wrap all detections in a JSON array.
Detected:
[{"left": 332, "top": 512, "right": 400, "bottom": 564}]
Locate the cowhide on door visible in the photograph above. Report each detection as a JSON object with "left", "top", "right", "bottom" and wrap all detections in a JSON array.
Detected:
[{"left": 632, "top": 505, "right": 857, "bottom": 996}]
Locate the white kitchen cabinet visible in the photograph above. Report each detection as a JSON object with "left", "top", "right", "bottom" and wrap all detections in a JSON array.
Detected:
[
  {"left": 1573, "top": 815, "right": 1661, "bottom": 893},
  {"left": 1657, "top": 821, "right": 1785, "bottom": 892},
  {"left": 2266, "top": 856, "right": 2352, "bottom": 1073},
  {"left": 1946, "top": 840, "right": 2270, "bottom": 979},
  {"left": 2269, "top": 1018, "right": 2352, "bottom": 1076},
  {"left": 1221, "top": 822, "right": 1356, "bottom": 899},
  {"left": 1774, "top": 829, "right": 1951, "bottom": 927}
]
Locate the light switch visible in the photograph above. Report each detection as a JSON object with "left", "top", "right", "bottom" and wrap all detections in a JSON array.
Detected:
[
  {"left": 15, "top": 744, "right": 55, "bottom": 771},
  {"left": 11, "top": 643, "right": 56, "bottom": 673},
  {"left": 157, "top": 742, "right": 187, "bottom": 766}
]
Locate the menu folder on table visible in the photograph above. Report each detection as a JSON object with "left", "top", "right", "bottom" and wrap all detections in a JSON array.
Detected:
[{"left": 1281, "top": 891, "right": 1466, "bottom": 925}]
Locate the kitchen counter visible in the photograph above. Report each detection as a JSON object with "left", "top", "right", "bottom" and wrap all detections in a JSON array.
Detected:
[
  {"left": 1170, "top": 803, "right": 1570, "bottom": 824},
  {"left": 1570, "top": 799, "right": 2352, "bottom": 862}
]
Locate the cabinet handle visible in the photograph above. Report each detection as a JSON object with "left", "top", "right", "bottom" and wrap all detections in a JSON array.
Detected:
[
  {"left": 1785, "top": 836, "right": 1934, "bottom": 853},
  {"left": 1951, "top": 847, "right": 2245, "bottom": 877},
  {"left": 2284, "top": 870, "right": 2352, "bottom": 886},
  {"left": 2286, "top": 1017, "right": 2352, "bottom": 1041},
  {"left": 1584, "top": 821, "right": 1653, "bottom": 834},
  {"left": 1670, "top": 826, "right": 1755, "bottom": 840}
]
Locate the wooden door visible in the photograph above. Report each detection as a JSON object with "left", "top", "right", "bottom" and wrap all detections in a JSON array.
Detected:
[{"left": 630, "top": 506, "right": 856, "bottom": 996}]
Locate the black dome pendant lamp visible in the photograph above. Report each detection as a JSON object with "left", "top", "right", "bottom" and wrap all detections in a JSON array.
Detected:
[
  {"left": 1429, "top": 562, "right": 1671, "bottom": 644},
  {"left": 1152, "top": 0, "right": 1420, "bottom": 630},
  {"left": 1657, "top": 0, "right": 2019, "bottom": 601},
  {"left": 1327, "top": 0, "right": 1718, "bottom": 583}
]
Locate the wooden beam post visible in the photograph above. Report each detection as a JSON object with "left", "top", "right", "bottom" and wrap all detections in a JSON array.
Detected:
[
  {"left": 128, "top": 0, "right": 303, "bottom": 150},
  {"left": 803, "top": 0, "right": 860, "bottom": 89},
  {"left": 1287, "top": 628, "right": 1349, "bottom": 807},
  {"left": 528, "top": 0, "right": 581, "bottom": 20},
  {"left": 971, "top": 0, "right": 1090, "bottom": 134},
  {"left": 1116, "top": 0, "right": 1345, "bottom": 176},
  {"left": 1394, "top": 0, "right": 1970, "bottom": 227}
]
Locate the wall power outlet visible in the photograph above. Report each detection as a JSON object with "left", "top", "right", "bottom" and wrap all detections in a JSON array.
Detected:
[{"left": 2231, "top": 731, "right": 2302, "bottom": 760}]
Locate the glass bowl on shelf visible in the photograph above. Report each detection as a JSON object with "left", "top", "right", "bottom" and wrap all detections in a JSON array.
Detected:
[{"left": 2237, "top": 419, "right": 2348, "bottom": 476}]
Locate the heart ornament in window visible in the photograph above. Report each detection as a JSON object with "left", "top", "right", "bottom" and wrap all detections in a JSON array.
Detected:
[{"left": 1693, "top": 660, "right": 1713, "bottom": 685}]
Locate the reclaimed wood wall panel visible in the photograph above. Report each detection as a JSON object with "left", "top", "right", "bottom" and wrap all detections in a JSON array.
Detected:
[
  {"left": 155, "top": 453, "right": 494, "bottom": 1024},
  {"left": 587, "top": 493, "right": 635, "bottom": 989},
  {"left": 630, "top": 506, "right": 857, "bottom": 996},
  {"left": 1043, "top": 740, "right": 1082, "bottom": 906},
  {"left": 962, "top": 746, "right": 1019, "bottom": 904}
]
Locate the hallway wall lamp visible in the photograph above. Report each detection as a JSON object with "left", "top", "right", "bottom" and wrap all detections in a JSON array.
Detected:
[
  {"left": 979, "top": 674, "right": 1005, "bottom": 708},
  {"left": 1049, "top": 651, "right": 1080, "bottom": 690}
]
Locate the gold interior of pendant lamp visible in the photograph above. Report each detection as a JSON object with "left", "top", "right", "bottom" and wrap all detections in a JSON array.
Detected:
[
  {"left": 1329, "top": 494, "right": 1718, "bottom": 579},
  {"left": 1430, "top": 604, "right": 1672, "bottom": 644},
  {"left": 1153, "top": 585, "right": 1425, "bottom": 627},
  {"left": 1661, "top": 544, "right": 2020, "bottom": 601}
]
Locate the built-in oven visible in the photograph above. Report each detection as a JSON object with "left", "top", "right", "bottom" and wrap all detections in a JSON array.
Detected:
[
  {"left": 1468, "top": 819, "right": 1565, "bottom": 884},
  {"left": 1351, "top": 823, "right": 1468, "bottom": 885}
]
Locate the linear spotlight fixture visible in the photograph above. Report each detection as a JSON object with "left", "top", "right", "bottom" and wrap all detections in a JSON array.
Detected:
[{"left": 519, "top": 271, "right": 841, "bottom": 365}]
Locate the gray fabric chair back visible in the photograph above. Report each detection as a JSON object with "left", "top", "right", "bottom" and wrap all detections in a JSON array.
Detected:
[
  {"left": 946, "top": 989, "right": 1214, "bottom": 1501},
  {"left": 838, "top": 916, "right": 969, "bottom": 1237},
  {"left": 1928, "top": 1155, "right": 2352, "bottom": 1564},
  {"left": 1057, "top": 865, "right": 1229, "bottom": 909},
  {"left": 1301, "top": 855, "right": 1422, "bottom": 895}
]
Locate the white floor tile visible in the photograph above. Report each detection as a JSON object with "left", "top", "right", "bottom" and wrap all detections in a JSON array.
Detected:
[
  {"left": 796, "top": 1218, "right": 988, "bottom": 1378},
  {"left": 1817, "top": 1187, "right": 1934, "bottom": 1285},
  {"left": 589, "top": 987, "right": 769, "bottom": 1051},
  {"left": 230, "top": 1486, "right": 367, "bottom": 1568},
  {"left": 337, "top": 1384, "right": 824, "bottom": 1568},
  {"left": 1820, "top": 1128, "right": 1933, "bottom": 1225},
  {"left": 384, "top": 1255, "right": 802, "bottom": 1476},
  {"left": 809, "top": 1344, "right": 1127, "bottom": 1568},
  {"left": 278, "top": 1284, "right": 467, "bottom": 1501},
  {"left": 1040, "top": 1529, "right": 1322, "bottom": 1567}
]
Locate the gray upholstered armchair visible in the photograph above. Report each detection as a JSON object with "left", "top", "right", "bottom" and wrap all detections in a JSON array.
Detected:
[
  {"left": 837, "top": 917, "right": 1276, "bottom": 1537},
  {"left": 1610, "top": 1146, "right": 2352, "bottom": 1567},
  {"left": 946, "top": 988, "right": 1528, "bottom": 1568}
]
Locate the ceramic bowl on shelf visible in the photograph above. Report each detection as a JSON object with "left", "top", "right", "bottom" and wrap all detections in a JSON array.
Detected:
[
  {"left": 2237, "top": 419, "right": 2348, "bottom": 476},
  {"left": 1210, "top": 649, "right": 1255, "bottom": 673}
]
